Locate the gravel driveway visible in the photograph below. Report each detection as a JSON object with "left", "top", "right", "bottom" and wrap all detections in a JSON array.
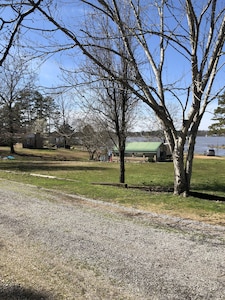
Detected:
[{"left": 0, "top": 179, "right": 225, "bottom": 300}]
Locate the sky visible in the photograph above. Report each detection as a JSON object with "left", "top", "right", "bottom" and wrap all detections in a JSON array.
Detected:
[
  {"left": 9, "top": 0, "right": 223, "bottom": 132},
  {"left": 36, "top": 56, "right": 217, "bottom": 132}
]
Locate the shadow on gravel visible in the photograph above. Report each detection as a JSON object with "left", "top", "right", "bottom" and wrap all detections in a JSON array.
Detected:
[{"left": 0, "top": 285, "right": 52, "bottom": 300}]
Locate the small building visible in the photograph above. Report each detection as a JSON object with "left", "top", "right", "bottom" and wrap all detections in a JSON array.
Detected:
[
  {"left": 113, "top": 142, "right": 171, "bottom": 162},
  {"left": 22, "top": 133, "right": 43, "bottom": 149}
]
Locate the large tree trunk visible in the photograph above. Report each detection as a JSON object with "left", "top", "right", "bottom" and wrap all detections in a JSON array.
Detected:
[
  {"left": 173, "top": 150, "right": 188, "bottom": 196},
  {"left": 173, "top": 128, "right": 198, "bottom": 196},
  {"left": 184, "top": 121, "right": 200, "bottom": 193},
  {"left": 173, "top": 137, "right": 189, "bottom": 196},
  {"left": 184, "top": 135, "right": 196, "bottom": 193}
]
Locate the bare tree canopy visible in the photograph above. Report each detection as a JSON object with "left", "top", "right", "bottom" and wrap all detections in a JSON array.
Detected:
[
  {"left": 2, "top": 0, "right": 225, "bottom": 195},
  {"left": 0, "top": 0, "right": 44, "bottom": 65}
]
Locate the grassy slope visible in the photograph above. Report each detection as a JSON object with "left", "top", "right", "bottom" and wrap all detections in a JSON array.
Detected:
[{"left": 0, "top": 146, "right": 224, "bottom": 225}]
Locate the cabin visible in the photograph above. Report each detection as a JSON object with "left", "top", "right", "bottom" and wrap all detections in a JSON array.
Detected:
[
  {"left": 22, "top": 133, "right": 43, "bottom": 149},
  {"left": 113, "top": 141, "right": 171, "bottom": 162}
]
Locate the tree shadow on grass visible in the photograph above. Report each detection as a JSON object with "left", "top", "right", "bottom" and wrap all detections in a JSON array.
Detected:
[
  {"left": 0, "top": 285, "right": 52, "bottom": 300},
  {"left": 0, "top": 161, "right": 108, "bottom": 172},
  {"left": 189, "top": 191, "right": 225, "bottom": 201},
  {"left": 191, "top": 182, "right": 225, "bottom": 201},
  {"left": 126, "top": 184, "right": 225, "bottom": 202},
  {"left": 95, "top": 182, "right": 225, "bottom": 202}
]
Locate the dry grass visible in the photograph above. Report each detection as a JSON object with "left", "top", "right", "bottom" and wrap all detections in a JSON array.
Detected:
[{"left": 0, "top": 234, "right": 135, "bottom": 300}]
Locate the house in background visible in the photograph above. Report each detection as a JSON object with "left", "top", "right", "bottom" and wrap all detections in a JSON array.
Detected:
[
  {"left": 22, "top": 133, "right": 43, "bottom": 149},
  {"left": 113, "top": 142, "right": 171, "bottom": 162}
]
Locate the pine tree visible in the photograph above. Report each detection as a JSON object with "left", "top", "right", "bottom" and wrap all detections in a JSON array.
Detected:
[{"left": 208, "top": 93, "right": 225, "bottom": 135}]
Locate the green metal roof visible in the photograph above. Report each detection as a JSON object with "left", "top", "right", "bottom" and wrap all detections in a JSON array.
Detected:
[
  {"left": 125, "top": 142, "right": 162, "bottom": 153},
  {"left": 113, "top": 142, "right": 163, "bottom": 153}
]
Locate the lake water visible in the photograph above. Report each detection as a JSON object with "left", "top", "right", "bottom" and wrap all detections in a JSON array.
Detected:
[
  {"left": 191, "top": 136, "right": 225, "bottom": 156},
  {"left": 128, "top": 135, "right": 225, "bottom": 156}
]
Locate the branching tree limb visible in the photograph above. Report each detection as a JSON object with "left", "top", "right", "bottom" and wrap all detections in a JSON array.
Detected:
[
  {"left": 22, "top": 0, "right": 225, "bottom": 195},
  {"left": 0, "top": 0, "right": 43, "bottom": 66}
]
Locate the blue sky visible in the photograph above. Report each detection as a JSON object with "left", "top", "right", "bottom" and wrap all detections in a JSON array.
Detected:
[
  {"left": 36, "top": 58, "right": 216, "bottom": 131},
  {"left": 35, "top": 41, "right": 220, "bottom": 132},
  {"left": 22, "top": 0, "right": 224, "bottom": 132}
]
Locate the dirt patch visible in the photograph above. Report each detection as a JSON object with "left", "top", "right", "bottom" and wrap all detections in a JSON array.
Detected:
[{"left": 194, "top": 154, "right": 225, "bottom": 159}]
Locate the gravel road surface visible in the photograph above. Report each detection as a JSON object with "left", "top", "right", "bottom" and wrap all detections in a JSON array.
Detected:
[{"left": 0, "top": 179, "right": 225, "bottom": 299}]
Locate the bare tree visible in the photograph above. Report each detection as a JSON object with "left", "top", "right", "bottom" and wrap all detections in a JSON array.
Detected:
[
  {"left": 74, "top": 10, "right": 139, "bottom": 182},
  {"left": 53, "top": 95, "right": 76, "bottom": 148},
  {"left": 25, "top": 0, "right": 225, "bottom": 195},
  {"left": 80, "top": 77, "right": 138, "bottom": 181},
  {"left": 77, "top": 116, "right": 113, "bottom": 161}
]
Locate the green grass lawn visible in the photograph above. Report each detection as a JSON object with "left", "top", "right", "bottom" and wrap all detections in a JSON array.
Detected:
[{"left": 0, "top": 146, "right": 224, "bottom": 225}]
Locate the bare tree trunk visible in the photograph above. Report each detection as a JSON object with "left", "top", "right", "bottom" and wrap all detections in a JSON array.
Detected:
[
  {"left": 89, "top": 150, "right": 96, "bottom": 160},
  {"left": 173, "top": 152, "right": 187, "bottom": 196},
  {"left": 173, "top": 137, "right": 189, "bottom": 196},
  {"left": 10, "top": 140, "right": 15, "bottom": 154},
  {"left": 184, "top": 120, "right": 201, "bottom": 193},
  {"left": 184, "top": 143, "right": 195, "bottom": 194},
  {"left": 117, "top": 132, "right": 126, "bottom": 183},
  {"left": 9, "top": 107, "right": 16, "bottom": 154},
  {"left": 119, "top": 148, "right": 125, "bottom": 183},
  {"left": 173, "top": 125, "right": 199, "bottom": 196}
]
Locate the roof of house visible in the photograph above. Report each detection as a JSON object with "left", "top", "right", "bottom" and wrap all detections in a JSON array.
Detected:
[
  {"left": 124, "top": 142, "right": 163, "bottom": 153},
  {"left": 125, "top": 142, "right": 162, "bottom": 152}
]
